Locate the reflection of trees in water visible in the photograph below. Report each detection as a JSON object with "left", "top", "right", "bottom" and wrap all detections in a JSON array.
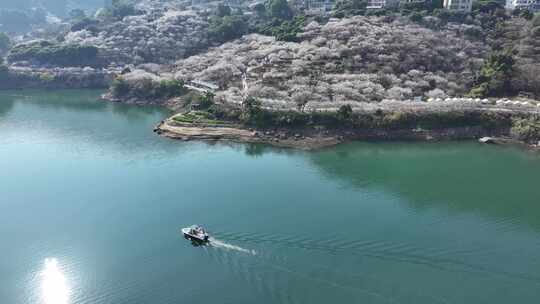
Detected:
[
  {"left": 242, "top": 143, "right": 300, "bottom": 158},
  {"left": 1, "top": 90, "right": 170, "bottom": 119},
  {"left": 308, "top": 142, "right": 540, "bottom": 230},
  {"left": 0, "top": 96, "right": 15, "bottom": 118},
  {"left": 244, "top": 144, "right": 274, "bottom": 158},
  {"left": 1, "top": 90, "right": 107, "bottom": 111},
  {"left": 2, "top": 90, "right": 300, "bottom": 158},
  {"left": 0, "top": 90, "right": 182, "bottom": 155}
]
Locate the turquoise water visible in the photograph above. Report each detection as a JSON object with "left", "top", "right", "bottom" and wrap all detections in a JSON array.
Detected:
[{"left": 1, "top": 90, "right": 540, "bottom": 304}]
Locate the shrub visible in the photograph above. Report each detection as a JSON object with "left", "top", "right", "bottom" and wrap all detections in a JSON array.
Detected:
[
  {"left": 333, "top": 0, "right": 367, "bottom": 18},
  {"left": 111, "top": 76, "right": 130, "bottom": 97},
  {"left": 464, "top": 26, "right": 483, "bottom": 40},
  {"left": 256, "top": 13, "right": 306, "bottom": 42},
  {"left": 470, "top": 48, "right": 515, "bottom": 97},
  {"left": 479, "top": 111, "right": 512, "bottom": 129},
  {"left": 110, "top": 77, "right": 187, "bottom": 99},
  {"left": 156, "top": 79, "right": 187, "bottom": 98},
  {"left": 241, "top": 97, "right": 269, "bottom": 126},
  {"left": 401, "top": 0, "right": 441, "bottom": 15},
  {"left": 199, "top": 92, "right": 215, "bottom": 109},
  {"left": 209, "top": 15, "right": 248, "bottom": 43},
  {"left": 97, "top": 0, "right": 140, "bottom": 21},
  {"left": 519, "top": 9, "right": 534, "bottom": 20},
  {"left": 0, "top": 32, "right": 10, "bottom": 53},
  {"left": 71, "top": 18, "right": 99, "bottom": 32},
  {"left": 111, "top": 0, "right": 139, "bottom": 19},
  {"left": 0, "top": 58, "right": 8, "bottom": 79},
  {"left": 472, "top": 0, "right": 504, "bottom": 14},
  {"left": 511, "top": 116, "right": 540, "bottom": 142},
  {"left": 409, "top": 12, "right": 424, "bottom": 23},
  {"left": 266, "top": 0, "right": 293, "bottom": 20},
  {"left": 39, "top": 73, "right": 55, "bottom": 82},
  {"left": 182, "top": 91, "right": 215, "bottom": 109},
  {"left": 533, "top": 14, "right": 540, "bottom": 27},
  {"left": 337, "top": 104, "right": 353, "bottom": 121},
  {"left": 271, "top": 15, "right": 306, "bottom": 42},
  {"left": 381, "top": 111, "right": 418, "bottom": 129},
  {"left": 216, "top": 3, "right": 232, "bottom": 17}
]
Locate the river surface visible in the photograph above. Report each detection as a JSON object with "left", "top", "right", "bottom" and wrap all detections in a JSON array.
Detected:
[{"left": 1, "top": 90, "right": 540, "bottom": 304}]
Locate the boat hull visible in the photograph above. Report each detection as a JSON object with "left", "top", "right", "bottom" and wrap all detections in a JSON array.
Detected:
[{"left": 181, "top": 228, "right": 209, "bottom": 242}]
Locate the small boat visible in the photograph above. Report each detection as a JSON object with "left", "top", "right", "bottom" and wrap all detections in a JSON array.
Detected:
[{"left": 182, "top": 225, "right": 209, "bottom": 242}]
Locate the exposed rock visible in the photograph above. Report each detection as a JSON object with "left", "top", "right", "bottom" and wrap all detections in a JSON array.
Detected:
[
  {"left": 156, "top": 118, "right": 341, "bottom": 150},
  {"left": 479, "top": 137, "right": 495, "bottom": 144}
]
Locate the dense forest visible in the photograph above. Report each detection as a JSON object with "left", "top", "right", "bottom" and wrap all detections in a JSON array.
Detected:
[{"left": 1, "top": 0, "right": 539, "bottom": 108}]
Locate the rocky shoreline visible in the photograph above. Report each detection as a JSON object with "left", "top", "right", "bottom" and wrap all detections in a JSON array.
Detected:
[
  {"left": 153, "top": 115, "right": 538, "bottom": 150},
  {"left": 154, "top": 118, "right": 342, "bottom": 150}
]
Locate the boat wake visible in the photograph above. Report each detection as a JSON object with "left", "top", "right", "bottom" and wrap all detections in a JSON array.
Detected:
[{"left": 208, "top": 237, "right": 257, "bottom": 255}]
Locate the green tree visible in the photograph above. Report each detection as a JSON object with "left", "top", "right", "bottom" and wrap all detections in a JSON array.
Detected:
[
  {"left": 198, "top": 92, "right": 215, "bottom": 109},
  {"left": 270, "top": 15, "right": 305, "bottom": 42},
  {"left": 110, "top": 0, "right": 139, "bottom": 19},
  {"left": 70, "top": 17, "right": 99, "bottom": 32},
  {"left": 409, "top": 11, "right": 424, "bottom": 23},
  {"left": 242, "top": 97, "right": 267, "bottom": 126},
  {"left": 511, "top": 116, "right": 540, "bottom": 142},
  {"left": 252, "top": 3, "right": 267, "bottom": 16},
  {"left": 156, "top": 79, "right": 187, "bottom": 98},
  {"left": 0, "top": 32, "right": 10, "bottom": 54},
  {"left": 209, "top": 15, "right": 248, "bottom": 43},
  {"left": 333, "top": 0, "right": 367, "bottom": 18},
  {"left": 337, "top": 104, "right": 353, "bottom": 121},
  {"left": 470, "top": 48, "right": 515, "bottom": 97},
  {"left": 266, "top": 0, "right": 293, "bottom": 20},
  {"left": 216, "top": 3, "right": 232, "bottom": 17},
  {"left": 472, "top": 0, "right": 504, "bottom": 14},
  {"left": 111, "top": 76, "right": 130, "bottom": 97},
  {"left": 401, "top": 0, "right": 441, "bottom": 13},
  {"left": 0, "top": 57, "right": 8, "bottom": 78},
  {"left": 533, "top": 14, "right": 540, "bottom": 27}
]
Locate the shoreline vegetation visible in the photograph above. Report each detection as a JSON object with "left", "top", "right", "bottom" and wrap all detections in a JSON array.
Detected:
[
  {"left": 148, "top": 100, "right": 540, "bottom": 150},
  {"left": 99, "top": 72, "right": 540, "bottom": 150}
]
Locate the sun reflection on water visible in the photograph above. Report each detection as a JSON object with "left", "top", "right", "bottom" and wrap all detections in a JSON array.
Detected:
[{"left": 41, "top": 258, "right": 69, "bottom": 304}]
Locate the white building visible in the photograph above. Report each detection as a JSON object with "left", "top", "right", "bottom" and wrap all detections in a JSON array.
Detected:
[
  {"left": 224, "top": 0, "right": 243, "bottom": 9},
  {"left": 366, "top": 0, "right": 398, "bottom": 9},
  {"left": 294, "top": 0, "right": 335, "bottom": 14},
  {"left": 443, "top": 0, "right": 474, "bottom": 11},
  {"left": 191, "top": 0, "right": 211, "bottom": 9},
  {"left": 366, "top": 0, "right": 426, "bottom": 9},
  {"left": 401, "top": 0, "right": 427, "bottom": 3},
  {"left": 506, "top": 0, "right": 540, "bottom": 11}
]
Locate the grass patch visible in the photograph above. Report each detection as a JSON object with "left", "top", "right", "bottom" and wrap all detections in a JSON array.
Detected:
[{"left": 172, "top": 111, "right": 228, "bottom": 126}]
